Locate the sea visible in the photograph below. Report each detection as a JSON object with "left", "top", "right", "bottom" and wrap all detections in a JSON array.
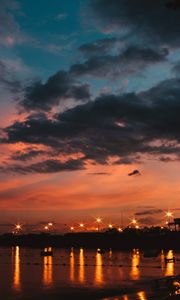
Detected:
[{"left": 1, "top": 246, "right": 180, "bottom": 300}]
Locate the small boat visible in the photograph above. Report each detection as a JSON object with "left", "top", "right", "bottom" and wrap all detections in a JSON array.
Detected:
[
  {"left": 40, "top": 247, "right": 53, "bottom": 256},
  {"left": 164, "top": 257, "right": 176, "bottom": 264},
  {"left": 153, "top": 275, "right": 180, "bottom": 294}
]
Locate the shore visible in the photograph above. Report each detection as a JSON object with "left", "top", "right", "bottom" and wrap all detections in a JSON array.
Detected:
[{"left": 1, "top": 230, "right": 180, "bottom": 250}]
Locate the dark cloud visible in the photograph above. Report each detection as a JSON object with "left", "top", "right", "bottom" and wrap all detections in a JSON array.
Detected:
[
  {"left": 20, "top": 71, "right": 91, "bottom": 111},
  {"left": 70, "top": 47, "right": 168, "bottom": 80},
  {"left": 135, "top": 209, "right": 163, "bottom": 216},
  {"left": 11, "top": 148, "right": 45, "bottom": 161},
  {"left": 2, "top": 77, "right": 180, "bottom": 173},
  {"left": 138, "top": 217, "right": 160, "bottom": 226},
  {"left": 18, "top": 38, "right": 168, "bottom": 113},
  {"left": 0, "top": 60, "right": 21, "bottom": 92},
  {"left": 159, "top": 156, "right": 175, "bottom": 162},
  {"left": 128, "top": 169, "right": 140, "bottom": 176},
  {"left": 0, "top": 158, "right": 85, "bottom": 174},
  {"left": 114, "top": 156, "right": 141, "bottom": 165},
  {"left": 79, "top": 37, "right": 121, "bottom": 57},
  {"left": 90, "top": 0, "right": 180, "bottom": 46},
  {"left": 88, "top": 172, "right": 111, "bottom": 176},
  {"left": 172, "top": 62, "right": 180, "bottom": 76}
]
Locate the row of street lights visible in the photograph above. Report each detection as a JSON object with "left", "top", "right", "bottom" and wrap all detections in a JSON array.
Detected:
[
  {"left": 70, "top": 212, "right": 174, "bottom": 232},
  {"left": 12, "top": 211, "right": 174, "bottom": 234}
]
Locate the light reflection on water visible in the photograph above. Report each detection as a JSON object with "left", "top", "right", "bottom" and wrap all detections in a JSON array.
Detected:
[
  {"left": 137, "top": 291, "right": 147, "bottom": 300},
  {"left": 70, "top": 247, "right": 75, "bottom": 282},
  {"left": 79, "top": 248, "right": 85, "bottom": 283},
  {"left": 95, "top": 251, "right": 104, "bottom": 285},
  {"left": 43, "top": 252, "right": 53, "bottom": 286},
  {"left": 1, "top": 247, "right": 180, "bottom": 300},
  {"left": 13, "top": 246, "right": 21, "bottom": 292},
  {"left": 130, "top": 249, "right": 140, "bottom": 280},
  {"left": 165, "top": 250, "right": 174, "bottom": 277}
]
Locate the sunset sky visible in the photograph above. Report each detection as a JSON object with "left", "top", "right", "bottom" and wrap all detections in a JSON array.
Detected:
[{"left": 1, "top": 0, "right": 180, "bottom": 232}]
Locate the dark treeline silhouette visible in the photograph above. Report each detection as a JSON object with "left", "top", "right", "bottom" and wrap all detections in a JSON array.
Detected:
[{"left": 0, "top": 227, "right": 180, "bottom": 250}]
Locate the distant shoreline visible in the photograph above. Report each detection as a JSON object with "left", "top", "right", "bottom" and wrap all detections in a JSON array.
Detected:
[{"left": 0, "top": 230, "right": 180, "bottom": 250}]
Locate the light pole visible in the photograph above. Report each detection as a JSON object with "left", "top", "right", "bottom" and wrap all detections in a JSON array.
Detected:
[
  {"left": 166, "top": 211, "right": 173, "bottom": 228},
  {"left": 15, "top": 224, "right": 22, "bottom": 235},
  {"left": 108, "top": 224, "right": 113, "bottom": 229},
  {"left": 96, "top": 218, "right": 101, "bottom": 232}
]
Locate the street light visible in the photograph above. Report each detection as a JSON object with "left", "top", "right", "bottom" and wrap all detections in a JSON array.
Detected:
[
  {"left": 14, "top": 224, "right": 22, "bottom": 235},
  {"left": 166, "top": 211, "right": 173, "bottom": 227},
  {"left": 96, "top": 218, "right": 101, "bottom": 231},
  {"left": 48, "top": 222, "right": 53, "bottom": 226},
  {"left": 108, "top": 224, "right": 113, "bottom": 229},
  {"left": 132, "top": 219, "right": 137, "bottom": 225},
  {"left": 16, "top": 224, "right": 21, "bottom": 230},
  {"left": 44, "top": 226, "right": 49, "bottom": 230}
]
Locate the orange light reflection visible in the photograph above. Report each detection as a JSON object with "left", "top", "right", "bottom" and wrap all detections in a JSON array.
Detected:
[
  {"left": 79, "top": 248, "right": 85, "bottom": 283},
  {"left": 70, "top": 248, "right": 75, "bottom": 282},
  {"left": 95, "top": 251, "right": 104, "bottom": 285},
  {"left": 130, "top": 249, "right": 140, "bottom": 280},
  {"left": 165, "top": 250, "right": 174, "bottom": 277},
  {"left": 137, "top": 291, "right": 147, "bottom": 300},
  {"left": 13, "top": 246, "right": 21, "bottom": 291},
  {"left": 43, "top": 248, "right": 53, "bottom": 286}
]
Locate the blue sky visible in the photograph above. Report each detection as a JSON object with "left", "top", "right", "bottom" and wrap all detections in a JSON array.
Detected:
[{"left": 9, "top": 0, "right": 103, "bottom": 79}]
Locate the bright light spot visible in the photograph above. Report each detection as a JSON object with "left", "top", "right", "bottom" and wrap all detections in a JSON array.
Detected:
[
  {"left": 108, "top": 224, "right": 113, "bottom": 229},
  {"left": 48, "top": 222, "right": 53, "bottom": 226},
  {"left": 118, "top": 227, "right": 123, "bottom": 232},
  {"left": 135, "top": 225, "right": 139, "bottom": 229},
  {"left": 96, "top": 218, "right": 101, "bottom": 223},
  {"left": 44, "top": 226, "right": 49, "bottom": 230},
  {"left": 70, "top": 227, "right": 74, "bottom": 231},
  {"left": 16, "top": 224, "right": 21, "bottom": 230},
  {"left": 132, "top": 219, "right": 137, "bottom": 224},
  {"left": 166, "top": 212, "right": 173, "bottom": 217},
  {"left": 80, "top": 223, "right": 84, "bottom": 228}
]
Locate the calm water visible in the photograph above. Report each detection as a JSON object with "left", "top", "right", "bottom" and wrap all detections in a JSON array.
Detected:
[{"left": 1, "top": 247, "right": 180, "bottom": 299}]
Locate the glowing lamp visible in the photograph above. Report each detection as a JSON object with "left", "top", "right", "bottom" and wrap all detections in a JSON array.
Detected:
[{"left": 96, "top": 218, "right": 101, "bottom": 223}]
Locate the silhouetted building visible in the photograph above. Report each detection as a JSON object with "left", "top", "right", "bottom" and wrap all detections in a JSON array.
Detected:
[{"left": 168, "top": 218, "right": 180, "bottom": 231}]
